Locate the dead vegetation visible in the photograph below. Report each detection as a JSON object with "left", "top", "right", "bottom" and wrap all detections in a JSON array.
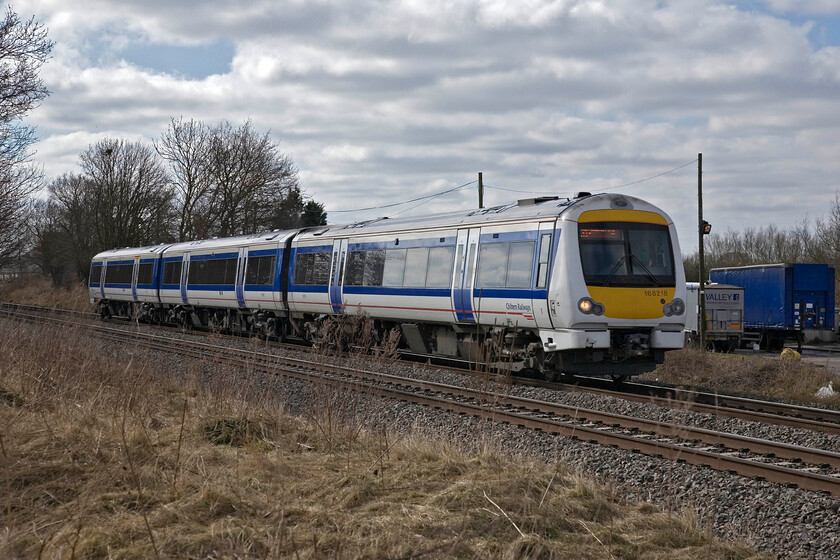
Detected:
[
  {"left": 0, "top": 274, "right": 91, "bottom": 312},
  {"left": 0, "top": 309, "right": 765, "bottom": 558},
  {"left": 647, "top": 347, "right": 840, "bottom": 406}
]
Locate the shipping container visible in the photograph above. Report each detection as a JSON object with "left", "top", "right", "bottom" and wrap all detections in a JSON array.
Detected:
[
  {"left": 709, "top": 263, "right": 835, "bottom": 349},
  {"left": 685, "top": 282, "right": 744, "bottom": 352}
]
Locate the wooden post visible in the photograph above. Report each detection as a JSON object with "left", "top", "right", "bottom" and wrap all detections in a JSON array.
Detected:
[{"left": 698, "top": 153, "right": 706, "bottom": 351}]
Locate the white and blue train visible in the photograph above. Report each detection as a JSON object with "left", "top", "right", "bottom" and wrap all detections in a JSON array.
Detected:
[{"left": 89, "top": 192, "right": 686, "bottom": 378}]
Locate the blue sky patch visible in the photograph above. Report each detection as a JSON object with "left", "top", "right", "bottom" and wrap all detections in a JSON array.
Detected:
[{"left": 120, "top": 41, "right": 234, "bottom": 79}]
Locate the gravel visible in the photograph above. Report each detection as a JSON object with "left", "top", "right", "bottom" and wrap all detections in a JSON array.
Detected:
[{"left": 103, "top": 321, "right": 840, "bottom": 559}]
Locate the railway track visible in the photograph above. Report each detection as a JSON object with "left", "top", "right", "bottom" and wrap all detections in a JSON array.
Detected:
[
  {"left": 3, "top": 303, "right": 840, "bottom": 496},
  {"left": 3, "top": 301, "right": 839, "bottom": 433}
]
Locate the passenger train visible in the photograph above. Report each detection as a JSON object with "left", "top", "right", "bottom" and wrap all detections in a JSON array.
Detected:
[{"left": 89, "top": 192, "right": 686, "bottom": 379}]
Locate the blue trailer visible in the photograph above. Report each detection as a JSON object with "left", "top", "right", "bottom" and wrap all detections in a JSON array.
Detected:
[{"left": 709, "top": 263, "right": 836, "bottom": 350}]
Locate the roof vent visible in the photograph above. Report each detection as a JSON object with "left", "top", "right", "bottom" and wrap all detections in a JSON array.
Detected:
[
  {"left": 574, "top": 192, "right": 591, "bottom": 198},
  {"left": 517, "top": 196, "right": 560, "bottom": 206}
]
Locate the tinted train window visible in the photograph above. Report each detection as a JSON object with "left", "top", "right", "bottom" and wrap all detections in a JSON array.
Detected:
[
  {"left": 137, "top": 263, "right": 154, "bottom": 285},
  {"left": 104, "top": 263, "right": 133, "bottom": 284},
  {"left": 578, "top": 222, "right": 674, "bottom": 287},
  {"left": 294, "top": 251, "right": 331, "bottom": 285},
  {"left": 89, "top": 263, "right": 101, "bottom": 285},
  {"left": 245, "top": 255, "right": 276, "bottom": 285},
  {"left": 425, "top": 246, "right": 455, "bottom": 288},
  {"left": 403, "top": 248, "right": 429, "bottom": 287},
  {"left": 476, "top": 241, "right": 536, "bottom": 288},
  {"left": 163, "top": 261, "right": 182, "bottom": 285},
  {"left": 383, "top": 249, "right": 407, "bottom": 286},
  {"left": 476, "top": 245, "right": 507, "bottom": 288},
  {"left": 188, "top": 258, "right": 237, "bottom": 285},
  {"left": 506, "top": 242, "right": 535, "bottom": 288},
  {"left": 346, "top": 250, "right": 385, "bottom": 286}
]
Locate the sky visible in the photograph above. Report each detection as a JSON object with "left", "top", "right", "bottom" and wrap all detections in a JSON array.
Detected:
[{"left": 19, "top": 0, "right": 840, "bottom": 254}]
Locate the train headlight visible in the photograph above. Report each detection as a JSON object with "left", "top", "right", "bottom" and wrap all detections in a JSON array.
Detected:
[
  {"left": 578, "top": 297, "right": 605, "bottom": 316},
  {"left": 663, "top": 298, "right": 685, "bottom": 317}
]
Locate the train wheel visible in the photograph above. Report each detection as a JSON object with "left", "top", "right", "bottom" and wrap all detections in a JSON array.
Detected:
[{"left": 611, "top": 374, "right": 627, "bottom": 384}]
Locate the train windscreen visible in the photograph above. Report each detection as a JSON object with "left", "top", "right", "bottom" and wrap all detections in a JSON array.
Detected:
[{"left": 578, "top": 222, "right": 674, "bottom": 287}]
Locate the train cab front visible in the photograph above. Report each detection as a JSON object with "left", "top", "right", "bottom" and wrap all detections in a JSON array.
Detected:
[{"left": 541, "top": 196, "right": 686, "bottom": 378}]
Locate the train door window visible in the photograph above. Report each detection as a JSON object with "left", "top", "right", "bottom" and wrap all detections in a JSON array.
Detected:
[
  {"left": 245, "top": 255, "right": 276, "bottom": 285},
  {"left": 403, "top": 248, "right": 429, "bottom": 287},
  {"left": 536, "top": 234, "right": 551, "bottom": 288},
  {"left": 476, "top": 244, "right": 508, "bottom": 288},
  {"left": 163, "top": 261, "right": 182, "bottom": 285},
  {"left": 506, "top": 241, "right": 535, "bottom": 288},
  {"left": 425, "top": 246, "right": 455, "bottom": 288},
  {"left": 465, "top": 243, "right": 477, "bottom": 289},
  {"left": 137, "top": 263, "right": 154, "bottom": 285},
  {"left": 383, "top": 249, "right": 407, "bottom": 286}
]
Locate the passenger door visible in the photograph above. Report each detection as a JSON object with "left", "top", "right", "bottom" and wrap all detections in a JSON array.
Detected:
[
  {"left": 131, "top": 256, "right": 140, "bottom": 302},
  {"left": 452, "top": 228, "right": 480, "bottom": 322},
  {"left": 180, "top": 253, "right": 190, "bottom": 304},
  {"left": 532, "top": 222, "right": 556, "bottom": 328},
  {"left": 235, "top": 247, "right": 247, "bottom": 308},
  {"left": 329, "top": 239, "right": 348, "bottom": 313}
]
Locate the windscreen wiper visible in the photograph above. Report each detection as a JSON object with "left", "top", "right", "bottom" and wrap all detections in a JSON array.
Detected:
[
  {"left": 629, "top": 254, "right": 661, "bottom": 287},
  {"left": 603, "top": 255, "right": 628, "bottom": 286}
]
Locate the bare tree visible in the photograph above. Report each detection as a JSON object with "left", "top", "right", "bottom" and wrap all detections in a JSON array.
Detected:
[
  {"left": 79, "top": 138, "right": 175, "bottom": 250},
  {"left": 155, "top": 117, "right": 211, "bottom": 241},
  {"left": 203, "top": 119, "right": 300, "bottom": 237},
  {"left": 0, "top": 8, "right": 53, "bottom": 268}
]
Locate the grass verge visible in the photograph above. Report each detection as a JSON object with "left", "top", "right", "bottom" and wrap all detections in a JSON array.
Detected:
[
  {"left": 647, "top": 347, "right": 840, "bottom": 406},
  {"left": 0, "top": 317, "right": 767, "bottom": 559}
]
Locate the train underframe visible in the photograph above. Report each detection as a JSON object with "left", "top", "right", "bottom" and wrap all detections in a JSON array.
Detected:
[{"left": 97, "top": 299, "right": 664, "bottom": 380}]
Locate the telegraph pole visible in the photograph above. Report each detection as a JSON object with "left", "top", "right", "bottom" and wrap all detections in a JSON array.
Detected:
[
  {"left": 698, "top": 153, "right": 707, "bottom": 351},
  {"left": 478, "top": 172, "right": 484, "bottom": 209}
]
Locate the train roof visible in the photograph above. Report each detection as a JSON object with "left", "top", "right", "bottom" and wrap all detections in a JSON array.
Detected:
[
  {"left": 91, "top": 192, "right": 673, "bottom": 259},
  {"left": 163, "top": 229, "right": 297, "bottom": 254},
  {"left": 295, "top": 192, "right": 667, "bottom": 241}
]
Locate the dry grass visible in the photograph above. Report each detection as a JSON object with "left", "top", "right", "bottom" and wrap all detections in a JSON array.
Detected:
[
  {"left": 0, "top": 318, "right": 767, "bottom": 558},
  {"left": 0, "top": 275, "right": 91, "bottom": 312},
  {"left": 647, "top": 347, "right": 840, "bottom": 406}
]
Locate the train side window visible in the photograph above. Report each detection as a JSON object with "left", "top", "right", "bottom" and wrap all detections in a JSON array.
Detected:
[
  {"left": 536, "top": 234, "right": 551, "bottom": 288},
  {"left": 137, "top": 263, "right": 154, "bottom": 285},
  {"left": 425, "top": 246, "right": 455, "bottom": 288},
  {"left": 476, "top": 244, "right": 508, "bottom": 288},
  {"left": 506, "top": 241, "right": 535, "bottom": 288},
  {"left": 346, "top": 251, "right": 366, "bottom": 286},
  {"left": 294, "top": 253, "right": 314, "bottom": 284},
  {"left": 163, "top": 261, "right": 182, "bottom": 285},
  {"left": 245, "top": 255, "right": 276, "bottom": 285},
  {"left": 89, "top": 263, "right": 100, "bottom": 285},
  {"left": 189, "top": 258, "right": 237, "bottom": 285},
  {"left": 383, "top": 249, "right": 407, "bottom": 286},
  {"left": 363, "top": 250, "right": 385, "bottom": 286},
  {"left": 294, "top": 251, "right": 331, "bottom": 285},
  {"left": 312, "top": 252, "right": 331, "bottom": 285},
  {"left": 105, "top": 263, "right": 133, "bottom": 284},
  {"left": 403, "top": 248, "right": 429, "bottom": 287}
]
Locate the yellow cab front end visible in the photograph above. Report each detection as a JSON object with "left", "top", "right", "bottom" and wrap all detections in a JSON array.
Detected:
[{"left": 542, "top": 194, "right": 686, "bottom": 378}]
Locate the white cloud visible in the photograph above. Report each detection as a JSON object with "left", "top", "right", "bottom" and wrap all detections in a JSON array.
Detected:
[{"left": 20, "top": 0, "right": 840, "bottom": 252}]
